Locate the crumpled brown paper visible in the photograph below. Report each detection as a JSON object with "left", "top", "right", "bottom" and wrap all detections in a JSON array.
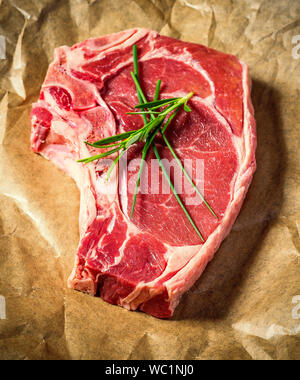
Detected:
[{"left": 0, "top": 0, "right": 299, "bottom": 360}]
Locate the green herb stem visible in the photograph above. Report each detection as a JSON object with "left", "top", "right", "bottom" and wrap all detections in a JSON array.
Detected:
[
  {"left": 133, "top": 45, "right": 147, "bottom": 125},
  {"left": 152, "top": 142, "right": 205, "bottom": 242},
  {"left": 78, "top": 147, "right": 120, "bottom": 164},
  {"left": 154, "top": 80, "right": 161, "bottom": 102},
  {"left": 107, "top": 149, "right": 127, "bottom": 180},
  {"left": 161, "top": 132, "right": 218, "bottom": 219},
  {"left": 134, "top": 98, "right": 180, "bottom": 109}
]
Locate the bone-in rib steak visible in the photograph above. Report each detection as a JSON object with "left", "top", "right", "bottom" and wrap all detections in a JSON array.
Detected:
[{"left": 31, "top": 29, "right": 256, "bottom": 318}]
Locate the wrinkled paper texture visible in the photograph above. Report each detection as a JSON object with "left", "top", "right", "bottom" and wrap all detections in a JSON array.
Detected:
[{"left": 0, "top": 0, "right": 299, "bottom": 360}]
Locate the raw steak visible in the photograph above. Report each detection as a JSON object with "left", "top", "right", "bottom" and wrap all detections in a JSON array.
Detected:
[{"left": 31, "top": 29, "right": 257, "bottom": 318}]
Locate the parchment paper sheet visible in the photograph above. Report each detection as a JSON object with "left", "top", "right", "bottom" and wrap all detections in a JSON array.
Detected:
[{"left": 0, "top": 0, "right": 299, "bottom": 360}]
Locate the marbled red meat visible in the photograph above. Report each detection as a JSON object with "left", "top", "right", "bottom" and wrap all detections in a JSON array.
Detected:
[{"left": 30, "top": 29, "right": 256, "bottom": 318}]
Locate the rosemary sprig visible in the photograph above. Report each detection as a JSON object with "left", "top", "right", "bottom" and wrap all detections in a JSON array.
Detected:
[
  {"left": 129, "top": 81, "right": 193, "bottom": 218},
  {"left": 130, "top": 49, "right": 159, "bottom": 216},
  {"left": 128, "top": 62, "right": 206, "bottom": 240},
  {"left": 78, "top": 44, "right": 218, "bottom": 241},
  {"left": 130, "top": 79, "right": 164, "bottom": 216}
]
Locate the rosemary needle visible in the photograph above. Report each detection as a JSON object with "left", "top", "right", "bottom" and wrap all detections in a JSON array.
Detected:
[
  {"left": 134, "top": 98, "right": 180, "bottom": 109},
  {"left": 133, "top": 45, "right": 147, "bottom": 125},
  {"left": 77, "top": 147, "right": 120, "bottom": 163},
  {"left": 154, "top": 80, "right": 162, "bottom": 102},
  {"left": 107, "top": 149, "right": 126, "bottom": 180}
]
